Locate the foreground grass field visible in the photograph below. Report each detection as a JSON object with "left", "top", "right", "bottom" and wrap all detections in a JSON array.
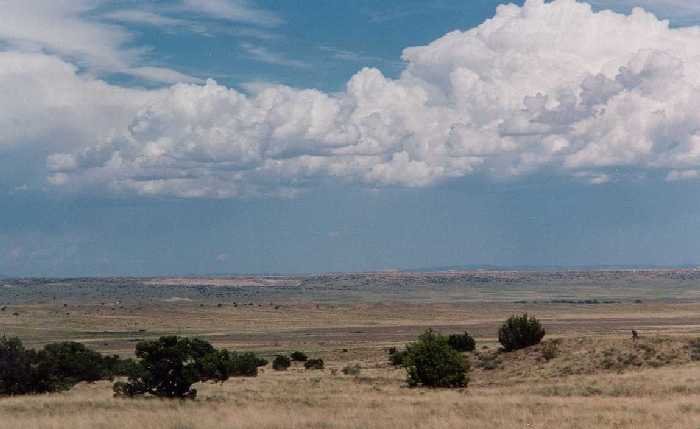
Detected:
[
  {"left": 2, "top": 273, "right": 700, "bottom": 428},
  {"left": 2, "top": 334, "right": 700, "bottom": 429},
  {"left": 2, "top": 345, "right": 700, "bottom": 429}
]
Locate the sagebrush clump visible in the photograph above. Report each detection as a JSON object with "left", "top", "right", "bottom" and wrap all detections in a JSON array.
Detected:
[
  {"left": 290, "top": 351, "right": 308, "bottom": 362},
  {"left": 403, "top": 329, "right": 468, "bottom": 388},
  {"left": 498, "top": 314, "right": 546, "bottom": 352},
  {"left": 0, "top": 336, "right": 127, "bottom": 396},
  {"left": 272, "top": 355, "right": 291, "bottom": 371},
  {"left": 447, "top": 332, "right": 476, "bottom": 352},
  {"left": 113, "top": 336, "right": 262, "bottom": 399},
  {"left": 304, "top": 358, "right": 324, "bottom": 370}
]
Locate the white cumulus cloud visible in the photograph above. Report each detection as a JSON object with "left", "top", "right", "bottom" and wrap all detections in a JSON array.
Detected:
[
  {"left": 590, "top": 0, "right": 700, "bottom": 24},
  {"left": 6, "top": 0, "right": 700, "bottom": 198},
  {"left": 0, "top": 0, "right": 203, "bottom": 83}
]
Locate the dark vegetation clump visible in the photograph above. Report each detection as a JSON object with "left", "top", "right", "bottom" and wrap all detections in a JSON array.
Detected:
[
  {"left": 304, "top": 358, "right": 324, "bottom": 370},
  {"left": 224, "top": 351, "right": 263, "bottom": 377},
  {"left": 40, "top": 341, "right": 114, "bottom": 385},
  {"left": 238, "top": 352, "right": 264, "bottom": 376},
  {"left": 114, "top": 336, "right": 215, "bottom": 399},
  {"left": 498, "top": 314, "right": 546, "bottom": 352},
  {"left": 113, "top": 336, "right": 263, "bottom": 399},
  {"left": 403, "top": 329, "right": 468, "bottom": 388},
  {"left": 0, "top": 336, "right": 44, "bottom": 395},
  {"left": 388, "top": 349, "right": 408, "bottom": 367},
  {"left": 447, "top": 332, "right": 476, "bottom": 352},
  {"left": 272, "top": 355, "right": 291, "bottom": 371},
  {"left": 0, "top": 336, "right": 129, "bottom": 396},
  {"left": 290, "top": 351, "right": 308, "bottom": 362}
]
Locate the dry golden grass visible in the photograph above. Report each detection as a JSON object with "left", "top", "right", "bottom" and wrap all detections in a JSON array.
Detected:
[
  {"left": 3, "top": 283, "right": 700, "bottom": 428},
  {"left": 1, "top": 357, "right": 700, "bottom": 429}
]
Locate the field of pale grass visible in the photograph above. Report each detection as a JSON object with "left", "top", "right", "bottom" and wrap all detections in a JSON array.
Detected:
[
  {"left": 2, "top": 358, "right": 699, "bottom": 429},
  {"left": 3, "top": 274, "right": 700, "bottom": 428}
]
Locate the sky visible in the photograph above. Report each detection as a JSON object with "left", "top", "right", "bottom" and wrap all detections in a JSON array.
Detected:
[{"left": 3, "top": 0, "right": 700, "bottom": 276}]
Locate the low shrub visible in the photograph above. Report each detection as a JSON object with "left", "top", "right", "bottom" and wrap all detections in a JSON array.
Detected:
[
  {"left": 403, "top": 329, "right": 468, "bottom": 388},
  {"left": 40, "top": 341, "right": 109, "bottom": 386},
  {"left": 228, "top": 352, "right": 261, "bottom": 377},
  {"left": 0, "top": 336, "right": 39, "bottom": 395},
  {"left": 0, "top": 336, "right": 130, "bottom": 396},
  {"left": 113, "top": 336, "right": 253, "bottom": 399},
  {"left": 272, "top": 355, "right": 291, "bottom": 371},
  {"left": 102, "top": 356, "right": 140, "bottom": 378},
  {"left": 498, "top": 314, "right": 545, "bottom": 352},
  {"left": 290, "top": 351, "right": 308, "bottom": 362},
  {"left": 447, "top": 332, "right": 476, "bottom": 352},
  {"left": 388, "top": 350, "right": 408, "bottom": 367},
  {"left": 304, "top": 358, "right": 324, "bottom": 370}
]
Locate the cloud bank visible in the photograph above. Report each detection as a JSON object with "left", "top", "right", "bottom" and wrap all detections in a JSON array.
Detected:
[
  {"left": 589, "top": 0, "right": 700, "bottom": 24},
  {"left": 7, "top": 0, "right": 700, "bottom": 198}
]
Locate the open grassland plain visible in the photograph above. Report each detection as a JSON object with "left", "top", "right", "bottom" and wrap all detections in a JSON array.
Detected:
[{"left": 1, "top": 270, "right": 700, "bottom": 428}]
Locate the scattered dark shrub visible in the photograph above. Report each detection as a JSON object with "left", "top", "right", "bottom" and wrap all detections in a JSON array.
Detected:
[
  {"left": 102, "top": 355, "right": 140, "bottom": 378},
  {"left": 447, "top": 332, "right": 476, "bottom": 352},
  {"left": 387, "top": 347, "right": 398, "bottom": 355},
  {"left": 389, "top": 350, "right": 408, "bottom": 367},
  {"left": 256, "top": 357, "right": 269, "bottom": 367},
  {"left": 272, "top": 355, "right": 291, "bottom": 371},
  {"left": 228, "top": 352, "right": 261, "bottom": 377},
  {"left": 113, "top": 336, "right": 237, "bottom": 399},
  {"left": 200, "top": 350, "right": 262, "bottom": 379},
  {"left": 0, "top": 336, "right": 38, "bottom": 395},
  {"left": 290, "top": 351, "right": 308, "bottom": 362},
  {"left": 199, "top": 350, "right": 235, "bottom": 382},
  {"left": 498, "top": 314, "right": 545, "bottom": 352},
  {"left": 403, "top": 329, "right": 468, "bottom": 388},
  {"left": 40, "top": 342, "right": 108, "bottom": 386},
  {"left": 304, "top": 358, "right": 324, "bottom": 370},
  {"left": 0, "top": 336, "right": 129, "bottom": 396}
]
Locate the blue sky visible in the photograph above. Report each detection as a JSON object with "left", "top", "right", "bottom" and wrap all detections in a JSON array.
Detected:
[
  {"left": 3, "top": 0, "right": 700, "bottom": 276},
  {"left": 97, "top": 0, "right": 505, "bottom": 90}
]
